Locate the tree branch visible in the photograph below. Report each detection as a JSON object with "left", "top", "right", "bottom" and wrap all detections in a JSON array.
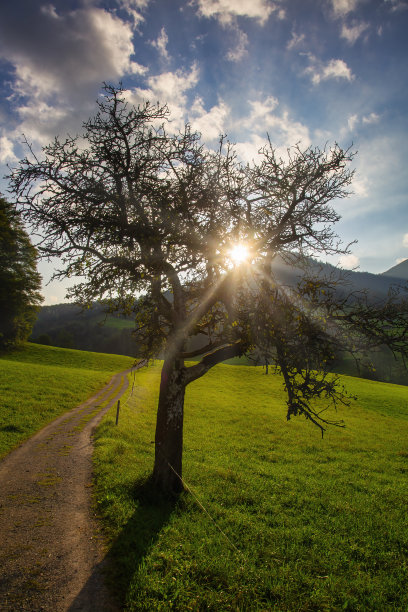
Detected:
[{"left": 183, "top": 341, "right": 244, "bottom": 385}]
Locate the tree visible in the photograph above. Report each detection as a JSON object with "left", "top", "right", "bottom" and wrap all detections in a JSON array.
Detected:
[
  {"left": 8, "top": 85, "right": 408, "bottom": 494},
  {"left": 0, "top": 197, "right": 42, "bottom": 350}
]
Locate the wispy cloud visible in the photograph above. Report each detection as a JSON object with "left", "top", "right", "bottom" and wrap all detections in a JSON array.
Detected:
[
  {"left": 236, "top": 96, "right": 311, "bottom": 162},
  {"left": 151, "top": 26, "right": 170, "bottom": 61},
  {"left": 304, "top": 56, "right": 354, "bottom": 84},
  {"left": 341, "top": 20, "right": 368, "bottom": 44},
  {"left": 286, "top": 31, "right": 305, "bottom": 51},
  {"left": 403, "top": 233, "right": 408, "bottom": 247},
  {"left": 226, "top": 26, "right": 249, "bottom": 61},
  {"left": 0, "top": 135, "right": 17, "bottom": 163},
  {"left": 348, "top": 114, "right": 359, "bottom": 131},
  {"left": 362, "top": 112, "right": 380, "bottom": 124},
  {"left": 117, "top": 0, "right": 150, "bottom": 27},
  {"left": 330, "top": 0, "right": 361, "bottom": 18},
  {"left": 192, "top": 0, "right": 279, "bottom": 25},
  {"left": 346, "top": 112, "right": 380, "bottom": 133},
  {"left": 385, "top": 0, "right": 408, "bottom": 13}
]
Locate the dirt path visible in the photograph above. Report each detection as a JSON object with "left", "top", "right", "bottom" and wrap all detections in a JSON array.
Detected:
[{"left": 0, "top": 366, "right": 139, "bottom": 611}]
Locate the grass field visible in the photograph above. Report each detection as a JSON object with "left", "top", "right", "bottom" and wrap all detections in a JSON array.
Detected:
[
  {"left": 93, "top": 363, "right": 408, "bottom": 611},
  {"left": 0, "top": 343, "right": 134, "bottom": 458}
]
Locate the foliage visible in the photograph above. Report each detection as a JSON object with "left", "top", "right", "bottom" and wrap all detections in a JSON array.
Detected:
[
  {"left": 93, "top": 362, "right": 408, "bottom": 610},
  {"left": 0, "top": 342, "right": 134, "bottom": 458},
  {"left": 8, "top": 84, "right": 408, "bottom": 493},
  {"left": 0, "top": 197, "right": 42, "bottom": 350}
]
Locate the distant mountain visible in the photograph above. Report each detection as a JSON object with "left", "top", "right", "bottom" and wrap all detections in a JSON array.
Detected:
[
  {"left": 272, "top": 255, "right": 405, "bottom": 301},
  {"left": 382, "top": 259, "right": 408, "bottom": 280}
]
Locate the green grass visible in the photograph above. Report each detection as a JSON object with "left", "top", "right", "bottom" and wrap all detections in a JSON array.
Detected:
[
  {"left": 93, "top": 363, "right": 408, "bottom": 611},
  {"left": 0, "top": 342, "right": 134, "bottom": 458},
  {"left": 104, "top": 315, "right": 136, "bottom": 330}
]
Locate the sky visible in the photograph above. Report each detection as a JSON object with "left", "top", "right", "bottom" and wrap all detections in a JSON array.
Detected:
[{"left": 0, "top": 0, "right": 407, "bottom": 304}]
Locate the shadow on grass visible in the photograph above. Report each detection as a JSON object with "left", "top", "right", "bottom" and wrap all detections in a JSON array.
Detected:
[
  {"left": 68, "top": 474, "right": 178, "bottom": 611},
  {"left": 106, "top": 475, "right": 178, "bottom": 603}
]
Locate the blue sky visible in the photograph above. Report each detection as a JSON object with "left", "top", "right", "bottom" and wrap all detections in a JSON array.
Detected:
[{"left": 0, "top": 0, "right": 407, "bottom": 303}]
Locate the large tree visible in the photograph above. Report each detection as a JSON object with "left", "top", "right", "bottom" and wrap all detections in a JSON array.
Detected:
[
  {"left": 0, "top": 197, "right": 42, "bottom": 350},
  {"left": 8, "top": 85, "right": 408, "bottom": 494}
]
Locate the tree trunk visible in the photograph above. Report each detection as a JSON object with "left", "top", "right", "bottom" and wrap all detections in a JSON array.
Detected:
[{"left": 153, "top": 357, "right": 186, "bottom": 496}]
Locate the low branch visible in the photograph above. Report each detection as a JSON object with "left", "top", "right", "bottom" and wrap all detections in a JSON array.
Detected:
[
  {"left": 180, "top": 340, "right": 229, "bottom": 359},
  {"left": 183, "top": 341, "right": 244, "bottom": 385}
]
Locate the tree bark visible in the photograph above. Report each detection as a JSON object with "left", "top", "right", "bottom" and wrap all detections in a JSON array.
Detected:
[{"left": 153, "top": 357, "right": 186, "bottom": 496}]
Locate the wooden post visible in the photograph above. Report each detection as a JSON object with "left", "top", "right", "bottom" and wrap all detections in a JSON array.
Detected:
[{"left": 115, "top": 399, "right": 120, "bottom": 425}]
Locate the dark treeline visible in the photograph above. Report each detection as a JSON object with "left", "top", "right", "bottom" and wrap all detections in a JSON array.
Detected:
[{"left": 30, "top": 302, "right": 138, "bottom": 357}]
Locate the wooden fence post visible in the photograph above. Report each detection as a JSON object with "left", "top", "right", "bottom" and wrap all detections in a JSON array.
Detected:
[{"left": 115, "top": 399, "right": 120, "bottom": 425}]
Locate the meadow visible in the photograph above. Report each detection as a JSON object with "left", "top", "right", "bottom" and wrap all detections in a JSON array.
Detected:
[
  {"left": 0, "top": 343, "right": 134, "bottom": 458},
  {"left": 93, "top": 362, "right": 408, "bottom": 611}
]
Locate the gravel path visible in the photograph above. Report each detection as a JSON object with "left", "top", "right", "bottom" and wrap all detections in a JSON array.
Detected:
[{"left": 0, "top": 367, "right": 137, "bottom": 611}]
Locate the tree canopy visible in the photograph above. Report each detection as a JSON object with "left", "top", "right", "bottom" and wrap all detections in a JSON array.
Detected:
[
  {"left": 9, "top": 84, "right": 408, "bottom": 494},
  {"left": 0, "top": 197, "right": 42, "bottom": 350}
]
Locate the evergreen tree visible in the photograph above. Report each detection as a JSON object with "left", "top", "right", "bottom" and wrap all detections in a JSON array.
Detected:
[{"left": 0, "top": 197, "right": 42, "bottom": 349}]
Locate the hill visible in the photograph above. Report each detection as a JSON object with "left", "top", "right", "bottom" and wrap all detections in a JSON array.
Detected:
[
  {"left": 0, "top": 343, "right": 134, "bottom": 458},
  {"left": 273, "top": 254, "right": 406, "bottom": 299},
  {"left": 382, "top": 258, "right": 408, "bottom": 280},
  {"left": 31, "top": 302, "right": 138, "bottom": 356}
]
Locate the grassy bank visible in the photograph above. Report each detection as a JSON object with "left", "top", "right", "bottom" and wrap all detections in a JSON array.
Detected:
[
  {"left": 0, "top": 343, "right": 134, "bottom": 458},
  {"left": 94, "top": 363, "right": 408, "bottom": 611}
]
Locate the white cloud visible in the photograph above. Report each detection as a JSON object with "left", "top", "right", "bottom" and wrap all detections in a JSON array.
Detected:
[
  {"left": 403, "top": 233, "right": 408, "bottom": 247},
  {"left": 235, "top": 133, "right": 267, "bottom": 163},
  {"left": 226, "top": 26, "right": 249, "bottom": 61},
  {"left": 0, "top": 135, "right": 17, "bottom": 163},
  {"left": 0, "top": 2, "right": 148, "bottom": 168},
  {"left": 341, "top": 20, "right": 368, "bottom": 43},
  {"left": 243, "top": 96, "right": 279, "bottom": 128},
  {"left": 338, "top": 253, "right": 360, "bottom": 269},
  {"left": 0, "top": 6, "right": 145, "bottom": 101},
  {"left": 287, "top": 32, "right": 305, "bottom": 51},
  {"left": 193, "top": 0, "right": 279, "bottom": 25},
  {"left": 330, "top": 0, "right": 360, "bottom": 18},
  {"left": 305, "top": 56, "right": 354, "bottom": 85},
  {"left": 151, "top": 26, "right": 170, "bottom": 61},
  {"left": 190, "top": 97, "right": 230, "bottom": 140},
  {"left": 351, "top": 174, "right": 369, "bottom": 198},
  {"left": 348, "top": 114, "right": 359, "bottom": 131},
  {"left": 236, "top": 97, "right": 311, "bottom": 162},
  {"left": 396, "top": 257, "right": 408, "bottom": 264},
  {"left": 362, "top": 112, "right": 380, "bottom": 124},
  {"left": 344, "top": 112, "right": 379, "bottom": 135},
  {"left": 127, "top": 64, "right": 200, "bottom": 130},
  {"left": 118, "top": 0, "right": 150, "bottom": 27}
]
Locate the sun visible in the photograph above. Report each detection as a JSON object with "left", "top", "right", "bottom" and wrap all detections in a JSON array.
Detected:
[{"left": 229, "top": 243, "right": 249, "bottom": 265}]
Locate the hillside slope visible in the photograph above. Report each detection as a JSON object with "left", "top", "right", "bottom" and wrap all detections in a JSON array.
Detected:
[
  {"left": 31, "top": 302, "right": 137, "bottom": 356},
  {"left": 0, "top": 343, "right": 134, "bottom": 457},
  {"left": 382, "top": 258, "right": 408, "bottom": 280}
]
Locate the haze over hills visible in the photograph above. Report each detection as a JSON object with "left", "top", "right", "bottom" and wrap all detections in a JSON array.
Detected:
[
  {"left": 382, "top": 258, "right": 408, "bottom": 280},
  {"left": 32, "top": 259, "right": 407, "bottom": 352},
  {"left": 272, "top": 256, "right": 407, "bottom": 300}
]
